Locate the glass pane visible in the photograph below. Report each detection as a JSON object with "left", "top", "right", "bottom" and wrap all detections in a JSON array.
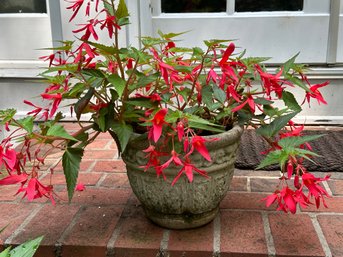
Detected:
[
  {"left": 235, "top": 0, "right": 303, "bottom": 12},
  {"left": 161, "top": 0, "right": 226, "bottom": 13},
  {"left": 0, "top": 0, "right": 47, "bottom": 14}
]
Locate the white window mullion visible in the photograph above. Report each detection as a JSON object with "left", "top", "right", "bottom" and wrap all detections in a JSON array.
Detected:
[{"left": 227, "top": 0, "right": 235, "bottom": 15}]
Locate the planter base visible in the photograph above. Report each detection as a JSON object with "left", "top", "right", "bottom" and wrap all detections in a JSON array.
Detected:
[
  {"left": 144, "top": 206, "right": 219, "bottom": 229},
  {"left": 122, "top": 125, "right": 243, "bottom": 229}
]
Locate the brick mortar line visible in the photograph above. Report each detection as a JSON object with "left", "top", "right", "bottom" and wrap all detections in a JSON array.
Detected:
[
  {"left": 322, "top": 181, "right": 333, "bottom": 196},
  {"left": 57, "top": 205, "right": 84, "bottom": 246},
  {"left": 95, "top": 173, "right": 108, "bottom": 188},
  {"left": 104, "top": 140, "right": 114, "bottom": 150},
  {"left": 261, "top": 212, "right": 276, "bottom": 257},
  {"left": 221, "top": 208, "right": 343, "bottom": 216},
  {"left": 4, "top": 204, "right": 45, "bottom": 245},
  {"left": 82, "top": 158, "right": 119, "bottom": 161},
  {"left": 300, "top": 211, "right": 343, "bottom": 216},
  {"left": 84, "top": 160, "right": 97, "bottom": 173},
  {"left": 106, "top": 219, "right": 124, "bottom": 257},
  {"left": 213, "top": 213, "right": 221, "bottom": 255},
  {"left": 159, "top": 229, "right": 170, "bottom": 255},
  {"left": 246, "top": 177, "right": 251, "bottom": 192},
  {"left": 234, "top": 175, "right": 281, "bottom": 179},
  {"left": 309, "top": 213, "right": 333, "bottom": 257}
]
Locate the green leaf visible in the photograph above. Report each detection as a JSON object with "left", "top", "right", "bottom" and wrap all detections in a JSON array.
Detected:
[
  {"left": 188, "top": 121, "right": 225, "bottom": 133},
  {"left": 0, "top": 109, "right": 16, "bottom": 124},
  {"left": 187, "top": 114, "right": 225, "bottom": 133},
  {"left": 81, "top": 69, "right": 105, "bottom": 79},
  {"left": 125, "top": 98, "right": 155, "bottom": 108},
  {"left": 201, "top": 85, "right": 213, "bottom": 107},
  {"left": 110, "top": 122, "right": 133, "bottom": 153},
  {"left": 294, "top": 148, "right": 321, "bottom": 159},
  {"left": 42, "top": 64, "right": 79, "bottom": 74},
  {"left": 67, "top": 83, "right": 86, "bottom": 98},
  {"left": 47, "top": 125, "right": 77, "bottom": 141},
  {"left": 256, "top": 150, "right": 282, "bottom": 169},
  {"left": 282, "top": 91, "right": 301, "bottom": 112},
  {"left": 254, "top": 97, "right": 274, "bottom": 105},
  {"left": 192, "top": 47, "right": 204, "bottom": 56},
  {"left": 86, "top": 41, "right": 118, "bottom": 55},
  {"left": 107, "top": 74, "right": 126, "bottom": 97},
  {"left": 116, "top": 0, "right": 129, "bottom": 19},
  {"left": 68, "top": 132, "right": 89, "bottom": 148},
  {"left": 284, "top": 74, "right": 310, "bottom": 92},
  {"left": 74, "top": 88, "right": 95, "bottom": 120},
  {"left": 103, "top": 1, "right": 115, "bottom": 16},
  {"left": 134, "top": 73, "right": 160, "bottom": 88},
  {"left": 242, "top": 57, "right": 270, "bottom": 65},
  {"left": 158, "top": 30, "right": 188, "bottom": 39},
  {"left": 97, "top": 107, "right": 108, "bottom": 132},
  {"left": 62, "top": 147, "right": 84, "bottom": 201},
  {"left": 282, "top": 53, "right": 299, "bottom": 75},
  {"left": 9, "top": 236, "right": 43, "bottom": 257},
  {"left": 213, "top": 85, "right": 226, "bottom": 104},
  {"left": 278, "top": 134, "right": 323, "bottom": 149},
  {"left": 204, "top": 39, "right": 232, "bottom": 48},
  {"left": 117, "top": 16, "right": 130, "bottom": 26},
  {"left": 174, "top": 65, "right": 193, "bottom": 73},
  {"left": 17, "top": 116, "right": 34, "bottom": 134},
  {"left": 256, "top": 112, "right": 298, "bottom": 138},
  {"left": 0, "top": 247, "right": 10, "bottom": 257}
]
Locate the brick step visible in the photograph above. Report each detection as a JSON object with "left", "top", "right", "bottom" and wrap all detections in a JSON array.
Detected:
[
  {"left": 0, "top": 127, "right": 342, "bottom": 257},
  {"left": 1, "top": 172, "right": 343, "bottom": 257}
]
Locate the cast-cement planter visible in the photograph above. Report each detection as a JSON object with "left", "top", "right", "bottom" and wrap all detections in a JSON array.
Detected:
[{"left": 122, "top": 125, "right": 243, "bottom": 229}]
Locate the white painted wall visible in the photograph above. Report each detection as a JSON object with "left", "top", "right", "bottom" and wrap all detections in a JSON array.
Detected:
[
  {"left": 335, "top": 1, "right": 343, "bottom": 62},
  {"left": 0, "top": 0, "right": 343, "bottom": 125}
]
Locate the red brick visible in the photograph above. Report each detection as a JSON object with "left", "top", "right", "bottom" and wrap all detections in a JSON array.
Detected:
[
  {"left": 51, "top": 160, "right": 95, "bottom": 172},
  {"left": 40, "top": 172, "right": 102, "bottom": 186},
  {"left": 60, "top": 122, "right": 85, "bottom": 131},
  {"left": 0, "top": 186, "right": 19, "bottom": 201},
  {"left": 96, "top": 132, "right": 113, "bottom": 140},
  {"left": 229, "top": 177, "right": 247, "bottom": 191},
  {"left": 250, "top": 178, "right": 282, "bottom": 192},
  {"left": 114, "top": 207, "right": 163, "bottom": 257},
  {"left": 109, "top": 141, "right": 119, "bottom": 150},
  {"left": 85, "top": 139, "right": 111, "bottom": 150},
  {"left": 269, "top": 213, "right": 325, "bottom": 257},
  {"left": 83, "top": 150, "right": 117, "bottom": 160},
  {"left": 301, "top": 196, "right": 343, "bottom": 213},
  {"left": 220, "top": 210, "right": 267, "bottom": 257},
  {"left": 220, "top": 192, "right": 272, "bottom": 211},
  {"left": 100, "top": 173, "right": 130, "bottom": 188},
  {"left": 56, "top": 188, "right": 131, "bottom": 205},
  {"left": 62, "top": 205, "right": 124, "bottom": 257},
  {"left": 11, "top": 205, "right": 80, "bottom": 257},
  {"left": 168, "top": 222, "right": 213, "bottom": 257},
  {"left": 0, "top": 203, "right": 37, "bottom": 242},
  {"left": 317, "top": 215, "right": 343, "bottom": 257},
  {"left": 45, "top": 151, "right": 63, "bottom": 160},
  {"left": 93, "top": 160, "right": 126, "bottom": 173},
  {"left": 327, "top": 180, "right": 343, "bottom": 195},
  {"left": 234, "top": 169, "right": 280, "bottom": 177}
]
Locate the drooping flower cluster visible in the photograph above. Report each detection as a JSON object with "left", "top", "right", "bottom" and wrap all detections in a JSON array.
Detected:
[{"left": 0, "top": 0, "right": 330, "bottom": 213}]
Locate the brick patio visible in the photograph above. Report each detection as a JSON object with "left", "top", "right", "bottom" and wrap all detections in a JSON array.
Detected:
[{"left": 1, "top": 123, "right": 343, "bottom": 257}]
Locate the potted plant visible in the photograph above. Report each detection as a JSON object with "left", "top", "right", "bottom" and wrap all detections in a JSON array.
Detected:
[{"left": 0, "top": 0, "right": 330, "bottom": 229}]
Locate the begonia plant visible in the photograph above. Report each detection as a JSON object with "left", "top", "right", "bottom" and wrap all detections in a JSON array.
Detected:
[{"left": 0, "top": 0, "right": 330, "bottom": 213}]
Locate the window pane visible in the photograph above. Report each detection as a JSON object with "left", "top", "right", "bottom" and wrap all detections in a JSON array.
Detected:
[
  {"left": 161, "top": 0, "right": 226, "bottom": 13},
  {"left": 0, "top": 0, "right": 47, "bottom": 14},
  {"left": 235, "top": 0, "right": 303, "bottom": 12}
]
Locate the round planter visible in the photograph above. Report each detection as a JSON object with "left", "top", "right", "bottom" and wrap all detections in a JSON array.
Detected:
[{"left": 121, "top": 125, "right": 243, "bottom": 229}]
